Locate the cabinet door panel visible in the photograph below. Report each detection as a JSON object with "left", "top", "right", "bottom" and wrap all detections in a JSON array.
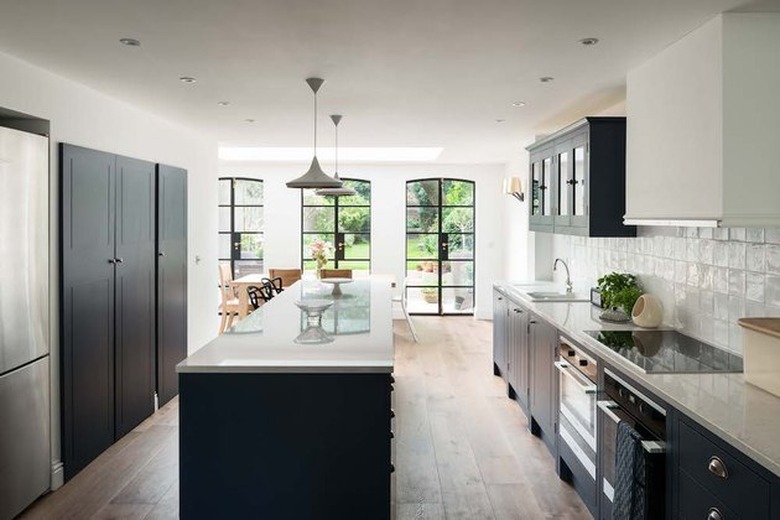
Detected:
[
  {"left": 530, "top": 319, "right": 557, "bottom": 453},
  {"left": 157, "top": 164, "right": 188, "bottom": 406},
  {"left": 570, "top": 132, "right": 589, "bottom": 229},
  {"left": 60, "top": 144, "right": 116, "bottom": 480},
  {"left": 115, "top": 156, "right": 156, "bottom": 438}
]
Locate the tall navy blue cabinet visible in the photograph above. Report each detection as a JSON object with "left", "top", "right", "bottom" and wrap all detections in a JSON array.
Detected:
[{"left": 60, "top": 144, "right": 187, "bottom": 480}]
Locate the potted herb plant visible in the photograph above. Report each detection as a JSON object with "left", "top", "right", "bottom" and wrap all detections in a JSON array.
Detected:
[{"left": 596, "top": 272, "right": 643, "bottom": 322}]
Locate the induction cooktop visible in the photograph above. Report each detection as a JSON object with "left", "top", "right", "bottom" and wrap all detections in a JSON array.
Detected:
[{"left": 583, "top": 329, "right": 743, "bottom": 374}]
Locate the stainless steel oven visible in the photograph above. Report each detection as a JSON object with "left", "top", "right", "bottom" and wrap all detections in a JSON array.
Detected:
[
  {"left": 597, "top": 369, "right": 666, "bottom": 520},
  {"left": 555, "top": 337, "right": 598, "bottom": 500}
]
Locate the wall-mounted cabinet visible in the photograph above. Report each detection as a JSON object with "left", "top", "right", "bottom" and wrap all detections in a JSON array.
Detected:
[
  {"left": 625, "top": 13, "right": 780, "bottom": 227},
  {"left": 527, "top": 117, "right": 635, "bottom": 237}
]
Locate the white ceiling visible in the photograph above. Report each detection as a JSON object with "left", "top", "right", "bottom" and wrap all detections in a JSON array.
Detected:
[{"left": 0, "top": 0, "right": 774, "bottom": 163}]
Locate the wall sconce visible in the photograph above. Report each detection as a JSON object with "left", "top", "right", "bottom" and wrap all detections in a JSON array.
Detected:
[{"left": 503, "top": 177, "right": 524, "bottom": 202}]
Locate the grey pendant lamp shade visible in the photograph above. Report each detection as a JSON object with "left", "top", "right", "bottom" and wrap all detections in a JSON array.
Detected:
[
  {"left": 286, "top": 78, "right": 344, "bottom": 189},
  {"left": 315, "top": 115, "right": 357, "bottom": 197}
]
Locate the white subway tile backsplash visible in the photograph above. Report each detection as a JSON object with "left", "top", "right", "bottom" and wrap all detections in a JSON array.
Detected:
[
  {"left": 746, "top": 244, "right": 766, "bottom": 272},
  {"left": 713, "top": 228, "right": 729, "bottom": 241},
  {"left": 713, "top": 241, "right": 729, "bottom": 267},
  {"left": 728, "top": 242, "right": 746, "bottom": 269},
  {"left": 728, "top": 269, "right": 745, "bottom": 296},
  {"left": 550, "top": 226, "right": 780, "bottom": 353},
  {"left": 729, "top": 227, "right": 746, "bottom": 242},
  {"left": 766, "top": 228, "right": 780, "bottom": 245},
  {"left": 713, "top": 267, "right": 729, "bottom": 294},
  {"left": 687, "top": 263, "right": 700, "bottom": 286},
  {"left": 766, "top": 275, "right": 780, "bottom": 307},
  {"left": 766, "top": 245, "right": 780, "bottom": 274},
  {"left": 714, "top": 293, "right": 729, "bottom": 320},
  {"left": 700, "top": 290, "right": 714, "bottom": 315},
  {"left": 746, "top": 228, "right": 765, "bottom": 243},
  {"left": 746, "top": 272, "right": 765, "bottom": 303}
]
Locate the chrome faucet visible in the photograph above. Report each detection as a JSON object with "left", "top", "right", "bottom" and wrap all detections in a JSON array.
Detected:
[{"left": 553, "top": 258, "right": 573, "bottom": 294}]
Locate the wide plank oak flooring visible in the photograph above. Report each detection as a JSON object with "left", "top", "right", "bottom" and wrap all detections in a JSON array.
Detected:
[{"left": 21, "top": 317, "right": 589, "bottom": 519}]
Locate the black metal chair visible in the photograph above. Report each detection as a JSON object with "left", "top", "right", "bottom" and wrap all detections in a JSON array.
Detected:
[
  {"left": 247, "top": 283, "right": 275, "bottom": 310},
  {"left": 262, "top": 276, "right": 284, "bottom": 294}
]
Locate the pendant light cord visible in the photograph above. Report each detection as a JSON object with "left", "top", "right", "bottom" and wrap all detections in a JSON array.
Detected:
[
  {"left": 313, "top": 91, "right": 317, "bottom": 153},
  {"left": 335, "top": 121, "right": 338, "bottom": 174}
]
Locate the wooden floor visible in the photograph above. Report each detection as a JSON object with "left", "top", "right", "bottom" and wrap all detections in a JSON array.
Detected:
[{"left": 21, "top": 318, "right": 589, "bottom": 520}]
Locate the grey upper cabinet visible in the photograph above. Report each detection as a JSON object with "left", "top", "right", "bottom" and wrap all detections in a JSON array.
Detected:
[{"left": 527, "top": 117, "right": 636, "bottom": 237}]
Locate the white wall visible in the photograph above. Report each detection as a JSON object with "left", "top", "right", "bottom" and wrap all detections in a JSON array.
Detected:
[
  {"left": 219, "top": 161, "right": 505, "bottom": 319},
  {"left": 0, "top": 50, "right": 219, "bottom": 487}
]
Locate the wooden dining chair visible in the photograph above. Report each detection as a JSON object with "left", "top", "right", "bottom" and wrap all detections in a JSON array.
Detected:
[
  {"left": 320, "top": 269, "right": 353, "bottom": 279},
  {"left": 268, "top": 268, "right": 302, "bottom": 289},
  {"left": 218, "top": 263, "right": 241, "bottom": 334}
]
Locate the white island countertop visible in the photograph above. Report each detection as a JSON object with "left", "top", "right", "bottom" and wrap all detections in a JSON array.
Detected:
[{"left": 177, "top": 278, "right": 394, "bottom": 374}]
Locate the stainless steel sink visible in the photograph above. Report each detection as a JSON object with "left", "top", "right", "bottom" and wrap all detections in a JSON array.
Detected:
[{"left": 522, "top": 291, "right": 590, "bottom": 302}]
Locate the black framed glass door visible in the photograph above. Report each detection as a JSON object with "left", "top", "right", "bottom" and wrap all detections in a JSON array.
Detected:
[
  {"left": 218, "top": 177, "right": 264, "bottom": 278},
  {"left": 405, "top": 178, "right": 475, "bottom": 315},
  {"left": 301, "top": 179, "right": 371, "bottom": 274}
]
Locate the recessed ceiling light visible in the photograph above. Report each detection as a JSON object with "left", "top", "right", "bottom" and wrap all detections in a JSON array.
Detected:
[
  {"left": 511, "top": 101, "right": 526, "bottom": 107},
  {"left": 119, "top": 38, "right": 140, "bottom": 47},
  {"left": 496, "top": 119, "right": 506, "bottom": 123},
  {"left": 217, "top": 101, "right": 231, "bottom": 107},
  {"left": 540, "top": 76, "right": 554, "bottom": 83},
  {"left": 179, "top": 76, "right": 197, "bottom": 84},
  {"left": 579, "top": 37, "right": 599, "bottom": 46},
  {"left": 244, "top": 118, "right": 256, "bottom": 123}
]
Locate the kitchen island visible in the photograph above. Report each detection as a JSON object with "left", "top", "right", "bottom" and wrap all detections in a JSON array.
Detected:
[{"left": 177, "top": 278, "right": 394, "bottom": 519}]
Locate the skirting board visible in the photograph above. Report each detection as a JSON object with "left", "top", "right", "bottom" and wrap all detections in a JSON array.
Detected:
[{"left": 51, "top": 460, "right": 64, "bottom": 491}]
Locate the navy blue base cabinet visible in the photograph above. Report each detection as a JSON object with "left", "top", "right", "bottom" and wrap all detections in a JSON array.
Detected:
[{"left": 179, "top": 371, "right": 393, "bottom": 519}]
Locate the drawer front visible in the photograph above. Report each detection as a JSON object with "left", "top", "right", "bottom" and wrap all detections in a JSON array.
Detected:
[
  {"left": 678, "top": 420, "right": 770, "bottom": 518},
  {"left": 678, "top": 471, "right": 739, "bottom": 520}
]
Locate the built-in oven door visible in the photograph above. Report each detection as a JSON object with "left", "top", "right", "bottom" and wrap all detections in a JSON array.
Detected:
[
  {"left": 555, "top": 360, "right": 597, "bottom": 451},
  {"left": 597, "top": 400, "right": 665, "bottom": 520}
]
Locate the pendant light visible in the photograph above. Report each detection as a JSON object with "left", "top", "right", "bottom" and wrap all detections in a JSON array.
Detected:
[
  {"left": 286, "top": 78, "right": 343, "bottom": 189},
  {"left": 315, "top": 115, "right": 357, "bottom": 197}
]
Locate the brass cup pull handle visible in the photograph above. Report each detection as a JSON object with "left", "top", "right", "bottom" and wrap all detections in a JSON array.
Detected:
[
  {"left": 708, "top": 507, "right": 723, "bottom": 520},
  {"left": 708, "top": 456, "right": 728, "bottom": 479}
]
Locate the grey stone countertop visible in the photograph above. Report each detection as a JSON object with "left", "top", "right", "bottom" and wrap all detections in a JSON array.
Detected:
[{"left": 495, "top": 281, "right": 780, "bottom": 478}]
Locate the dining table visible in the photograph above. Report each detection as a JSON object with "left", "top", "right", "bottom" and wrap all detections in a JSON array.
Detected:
[{"left": 229, "top": 273, "right": 268, "bottom": 319}]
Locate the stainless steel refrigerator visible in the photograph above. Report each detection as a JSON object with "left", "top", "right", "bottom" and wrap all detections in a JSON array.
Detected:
[{"left": 0, "top": 125, "right": 51, "bottom": 520}]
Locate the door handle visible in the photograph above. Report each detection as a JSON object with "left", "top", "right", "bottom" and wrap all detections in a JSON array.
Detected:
[
  {"left": 158, "top": 252, "right": 166, "bottom": 257},
  {"left": 554, "top": 361, "right": 596, "bottom": 393},
  {"left": 108, "top": 258, "right": 117, "bottom": 264},
  {"left": 115, "top": 258, "right": 124, "bottom": 264}
]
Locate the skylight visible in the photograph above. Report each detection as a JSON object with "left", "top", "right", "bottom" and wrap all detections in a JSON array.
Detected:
[{"left": 219, "top": 147, "right": 443, "bottom": 163}]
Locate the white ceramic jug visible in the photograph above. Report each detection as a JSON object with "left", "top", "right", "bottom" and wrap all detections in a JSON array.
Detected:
[{"left": 631, "top": 294, "right": 663, "bottom": 328}]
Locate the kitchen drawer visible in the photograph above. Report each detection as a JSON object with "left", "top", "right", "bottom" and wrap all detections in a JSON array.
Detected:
[
  {"left": 678, "top": 471, "right": 739, "bottom": 520},
  {"left": 678, "top": 419, "right": 770, "bottom": 518}
]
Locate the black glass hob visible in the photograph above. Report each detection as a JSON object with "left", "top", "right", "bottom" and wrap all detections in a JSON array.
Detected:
[{"left": 583, "top": 329, "right": 743, "bottom": 374}]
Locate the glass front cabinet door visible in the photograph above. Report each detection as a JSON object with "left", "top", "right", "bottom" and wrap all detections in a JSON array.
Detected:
[
  {"left": 525, "top": 117, "right": 634, "bottom": 237},
  {"left": 529, "top": 145, "right": 555, "bottom": 233}
]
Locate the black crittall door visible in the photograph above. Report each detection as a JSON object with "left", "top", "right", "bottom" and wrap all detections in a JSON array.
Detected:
[
  {"left": 156, "top": 164, "right": 188, "bottom": 407},
  {"left": 218, "top": 177, "right": 264, "bottom": 278},
  {"left": 405, "top": 178, "right": 475, "bottom": 315}
]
